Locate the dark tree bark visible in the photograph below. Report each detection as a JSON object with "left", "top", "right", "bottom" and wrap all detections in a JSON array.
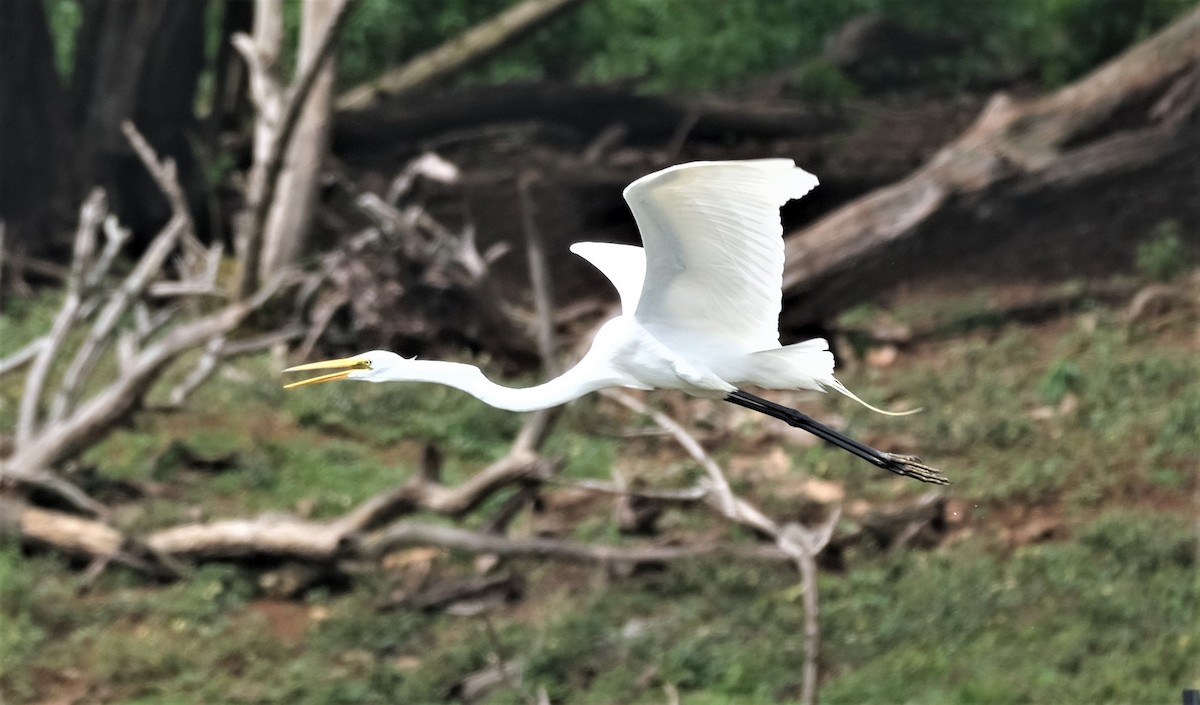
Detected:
[
  {"left": 68, "top": 0, "right": 209, "bottom": 240},
  {"left": 0, "top": 0, "right": 72, "bottom": 255}
]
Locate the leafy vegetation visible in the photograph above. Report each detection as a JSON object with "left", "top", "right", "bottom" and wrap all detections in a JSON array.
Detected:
[
  {"left": 2, "top": 273, "right": 1197, "bottom": 703},
  {"left": 1136, "top": 220, "right": 1194, "bottom": 282},
  {"left": 40, "top": 0, "right": 1198, "bottom": 97},
  {"left": 317, "top": 0, "right": 1199, "bottom": 93}
]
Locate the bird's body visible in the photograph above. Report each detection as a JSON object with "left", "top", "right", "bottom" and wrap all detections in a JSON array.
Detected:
[{"left": 286, "top": 160, "right": 948, "bottom": 484}]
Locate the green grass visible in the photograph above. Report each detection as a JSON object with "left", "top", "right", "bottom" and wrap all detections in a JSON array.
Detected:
[
  {"left": 10, "top": 508, "right": 1189, "bottom": 703},
  {"left": 825, "top": 303, "right": 1200, "bottom": 509},
  {"left": 2, "top": 279, "right": 1197, "bottom": 703}
]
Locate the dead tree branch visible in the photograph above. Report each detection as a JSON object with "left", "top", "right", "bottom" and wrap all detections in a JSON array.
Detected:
[
  {"left": 781, "top": 6, "right": 1200, "bottom": 323},
  {"left": 2, "top": 121, "right": 301, "bottom": 516},
  {"left": 0, "top": 338, "right": 45, "bottom": 378},
  {"left": 46, "top": 123, "right": 196, "bottom": 425},
  {"left": 16, "top": 189, "right": 106, "bottom": 446},
  {"left": 165, "top": 326, "right": 305, "bottom": 408},
  {"left": 337, "top": 0, "right": 589, "bottom": 110},
  {"left": 2, "top": 273, "right": 296, "bottom": 511},
  {"left": 358, "top": 521, "right": 789, "bottom": 567}
]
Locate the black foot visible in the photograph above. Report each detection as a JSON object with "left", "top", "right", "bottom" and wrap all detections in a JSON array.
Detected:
[{"left": 880, "top": 453, "right": 950, "bottom": 486}]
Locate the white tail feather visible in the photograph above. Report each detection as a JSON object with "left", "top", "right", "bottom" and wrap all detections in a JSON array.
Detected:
[
  {"left": 825, "top": 377, "right": 922, "bottom": 416},
  {"left": 747, "top": 339, "right": 921, "bottom": 416}
]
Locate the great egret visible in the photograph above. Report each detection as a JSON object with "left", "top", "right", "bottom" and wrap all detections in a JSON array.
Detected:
[{"left": 285, "top": 160, "right": 947, "bottom": 485}]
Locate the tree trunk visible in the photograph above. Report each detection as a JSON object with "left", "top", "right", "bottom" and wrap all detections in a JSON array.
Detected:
[
  {"left": 0, "top": 0, "right": 71, "bottom": 256},
  {"left": 258, "top": 0, "right": 341, "bottom": 280},
  {"left": 67, "top": 0, "right": 208, "bottom": 240}
]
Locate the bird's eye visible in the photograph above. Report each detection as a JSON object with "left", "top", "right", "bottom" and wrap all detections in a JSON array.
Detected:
[{"left": 355, "top": 360, "right": 371, "bottom": 370}]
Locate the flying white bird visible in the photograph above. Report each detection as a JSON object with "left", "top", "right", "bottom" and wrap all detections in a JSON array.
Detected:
[{"left": 285, "top": 160, "right": 947, "bottom": 484}]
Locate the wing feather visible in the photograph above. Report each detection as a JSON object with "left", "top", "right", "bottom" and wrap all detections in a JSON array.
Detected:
[
  {"left": 623, "top": 160, "right": 818, "bottom": 349},
  {"left": 569, "top": 242, "right": 646, "bottom": 314}
]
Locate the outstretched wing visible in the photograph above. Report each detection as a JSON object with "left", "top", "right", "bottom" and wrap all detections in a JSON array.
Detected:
[
  {"left": 569, "top": 242, "right": 646, "bottom": 314},
  {"left": 623, "top": 160, "right": 818, "bottom": 349}
]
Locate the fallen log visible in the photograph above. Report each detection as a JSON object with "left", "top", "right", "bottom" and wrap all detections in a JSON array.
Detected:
[
  {"left": 0, "top": 497, "right": 122, "bottom": 557},
  {"left": 0, "top": 486, "right": 948, "bottom": 574},
  {"left": 780, "top": 6, "right": 1200, "bottom": 326},
  {"left": 334, "top": 82, "right": 845, "bottom": 154}
]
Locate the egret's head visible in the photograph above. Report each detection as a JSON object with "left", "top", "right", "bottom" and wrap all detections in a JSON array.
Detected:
[{"left": 282, "top": 350, "right": 409, "bottom": 388}]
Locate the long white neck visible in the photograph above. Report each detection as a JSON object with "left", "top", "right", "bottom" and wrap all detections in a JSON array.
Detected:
[{"left": 381, "top": 357, "right": 619, "bottom": 412}]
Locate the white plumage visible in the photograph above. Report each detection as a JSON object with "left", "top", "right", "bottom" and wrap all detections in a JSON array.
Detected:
[{"left": 284, "top": 159, "right": 947, "bottom": 484}]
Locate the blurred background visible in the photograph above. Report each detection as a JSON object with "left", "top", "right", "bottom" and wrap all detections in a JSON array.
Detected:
[{"left": 1, "top": 1, "right": 1197, "bottom": 703}]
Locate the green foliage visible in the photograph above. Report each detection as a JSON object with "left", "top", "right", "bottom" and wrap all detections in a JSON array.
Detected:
[
  {"left": 1038, "top": 357, "right": 1085, "bottom": 404},
  {"left": 787, "top": 60, "right": 862, "bottom": 102},
  {"left": 37, "top": 0, "right": 1196, "bottom": 104},
  {"left": 566, "top": 0, "right": 859, "bottom": 92},
  {"left": 43, "top": 0, "right": 82, "bottom": 81},
  {"left": 1015, "top": 0, "right": 1199, "bottom": 87},
  {"left": 292, "top": 0, "right": 1195, "bottom": 94},
  {"left": 1136, "top": 220, "right": 1193, "bottom": 281},
  {"left": 0, "top": 547, "right": 53, "bottom": 700},
  {"left": 1156, "top": 386, "right": 1200, "bottom": 459}
]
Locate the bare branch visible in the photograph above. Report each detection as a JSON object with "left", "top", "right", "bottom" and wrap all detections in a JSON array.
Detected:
[
  {"left": 0, "top": 467, "right": 109, "bottom": 518},
  {"left": 166, "top": 326, "right": 305, "bottom": 408},
  {"left": 336, "top": 450, "right": 554, "bottom": 534},
  {"left": 166, "top": 336, "right": 227, "bottom": 409},
  {"left": 600, "top": 389, "right": 760, "bottom": 528},
  {"left": 148, "top": 263, "right": 223, "bottom": 298},
  {"left": 0, "top": 497, "right": 120, "bottom": 556},
  {"left": 47, "top": 216, "right": 186, "bottom": 423},
  {"left": 48, "top": 121, "right": 213, "bottom": 423},
  {"left": 511, "top": 169, "right": 567, "bottom": 456},
  {"left": 232, "top": 33, "right": 281, "bottom": 127},
  {"left": 518, "top": 170, "right": 559, "bottom": 374},
  {"left": 357, "top": 521, "right": 789, "bottom": 567},
  {"left": 1, "top": 271, "right": 298, "bottom": 494},
  {"left": 232, "top": 0, "right": 285, "bottom": 137},
  {"left": 17, "top": 189, "right": 106, "bottom": 445},
  {"left": 781, "top": 509, "right": 842, "bottom": 705},
  {"left": 337, "top": 0, "right": 589, "bottom": 110},
  {"left": 0, "top": 338, "right": 45, "bottom": 378},
  {"left": 120, "top": 121, "right": 205, "bottom": 267},
  {"left": 87, "top": 215, "right": 132, "bottom": 290},
  {"left": 541, "top": 477, "right": 708, "bottom": 503}
]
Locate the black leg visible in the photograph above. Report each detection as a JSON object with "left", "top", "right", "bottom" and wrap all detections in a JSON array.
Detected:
[{"left": 725, "top": 390, "right": 949, "bottom": 485}]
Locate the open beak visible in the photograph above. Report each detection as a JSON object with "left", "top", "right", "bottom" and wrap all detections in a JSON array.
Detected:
[{"left": 282, "top": 357, "right": 367, "bottom": 389}]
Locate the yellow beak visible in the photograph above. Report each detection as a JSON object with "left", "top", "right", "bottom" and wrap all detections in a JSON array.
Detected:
[{"left": 282, "top": 357, "right": 368, "bottom": 389}]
